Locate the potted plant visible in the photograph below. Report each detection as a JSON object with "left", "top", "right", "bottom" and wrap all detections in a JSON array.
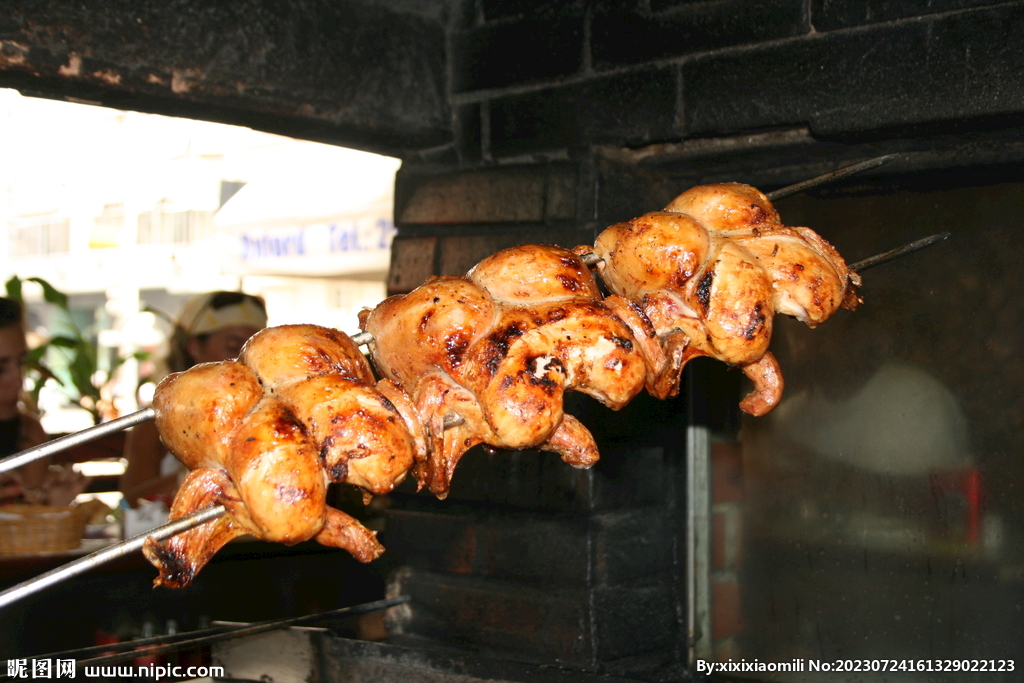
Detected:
[{"left": 5, "top": 275, "right": 147, "bottom": 426}]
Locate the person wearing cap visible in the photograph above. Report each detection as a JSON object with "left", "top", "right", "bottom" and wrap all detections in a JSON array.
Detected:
[{"left": 119, "top": 291, "right": 268, "bottom": 507}]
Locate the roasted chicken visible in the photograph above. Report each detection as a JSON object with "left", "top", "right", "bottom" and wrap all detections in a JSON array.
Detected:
[
  {"left": 359, "top": 244, "right": 659, "bottom": 497},
  {"left": 142, "top": 324, "right": 419, "bottom": 587},
  {"left": 593, "top": 182, "right": 860, "bottom": 415},
  {"left": 142, "top": 182, "right": 861, "bottom": 587}
]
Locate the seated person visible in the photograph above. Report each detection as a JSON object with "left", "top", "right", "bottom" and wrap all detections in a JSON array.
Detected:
[
  {"left": 0, "top": 297, "right": 85, "bottom": 506},
  {"left": 120, "top": 291, "right": 267, "bottom": 507}
]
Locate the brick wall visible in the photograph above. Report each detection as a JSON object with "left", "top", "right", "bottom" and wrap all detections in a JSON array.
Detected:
[
  {"left": 7, "top": 1, "right": 1024, "bottom": 161},
  {"left": 443, "top": 0, "right": 1024, "bottom": 164},
  {"left": 382, "top": 6, "right": 1024, "bottom": 678},
  {"left": 386, "top": 0, "right": 1024, "bottom": 295}
]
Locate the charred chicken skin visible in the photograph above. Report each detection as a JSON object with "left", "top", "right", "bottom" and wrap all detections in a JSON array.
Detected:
[
  {"left": 359, "top": 244, "right": 655, "bottom": 497},
  {"left": 143, "top": 324, "right": 418, "bottom": 587},
  {"left": 593, "top": 182, "right": 860, "bottom": 415}
]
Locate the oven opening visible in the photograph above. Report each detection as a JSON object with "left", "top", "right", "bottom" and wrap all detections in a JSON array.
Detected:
[{"left": 4, "top": 1, "right": 1024, "bottom": 680}]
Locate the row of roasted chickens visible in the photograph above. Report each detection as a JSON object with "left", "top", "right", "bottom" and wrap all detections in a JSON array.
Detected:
[{"left": 143, "top": 183, "right": 861, "bottom": 587}]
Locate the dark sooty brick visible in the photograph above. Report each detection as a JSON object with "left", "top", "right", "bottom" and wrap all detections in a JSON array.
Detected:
[
  {"left": 592, "top": 0, "right": 807, "bottom": 69},
  {"left": 810, "top": 0, "right": 1019, "bottom": 31},
  {"left": 683, "top": 5, "right": 1024, "bottom": 138},
  {"left": 454, "top": 14, "right": 585, "bottom": 92},
  {"left": 490, "top": 67, "right": 679, "bottom": 156}
]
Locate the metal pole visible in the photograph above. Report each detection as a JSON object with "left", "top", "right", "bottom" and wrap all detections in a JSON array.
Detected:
[
  {"left": 0, "top": 331, "right": 378, "bottom": 476},
  {"left": 0, "top": 407, "right": 155, "bottom": 476},
  {"left": 849, "top": 232, "right": 950, "bottom": 272},
  {"left": 766, "top": 153, "right": 900, "bottom": 202},
  {"left": 349, "top": 330, "right": 372, "bottom": 346},
  {"left": 0, "top": 504, "right": 224, "bottom": 611},
  {"left": 685, "top": 371, "right": 713, "bottom": 667},
  {"left": 74, "top": 595, "right": 412, "bottom": 669}
]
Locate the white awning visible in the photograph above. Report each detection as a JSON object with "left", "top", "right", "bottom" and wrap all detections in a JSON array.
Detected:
[{"left": 215, "top": 151, "right": 400, "bottom": 277}]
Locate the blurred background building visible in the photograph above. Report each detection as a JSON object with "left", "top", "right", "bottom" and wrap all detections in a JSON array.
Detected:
[{"left": 0, "top": 88, "right": 399, "bottom": 435}]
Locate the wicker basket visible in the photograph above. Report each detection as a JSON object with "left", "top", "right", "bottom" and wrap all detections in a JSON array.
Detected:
[{"left": 0, "top": 504, "right": 90, "bottom": 555}]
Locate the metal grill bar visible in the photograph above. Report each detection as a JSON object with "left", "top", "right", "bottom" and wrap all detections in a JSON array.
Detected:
[
  {"left": 0, "top": 407, "right": 155, "bottom": 476},
  {"left": 0, "top": 504, "right": 225, "bottom": 611},
  {"left": 766, "top": 153, "right": 900, "bottom": 202}
]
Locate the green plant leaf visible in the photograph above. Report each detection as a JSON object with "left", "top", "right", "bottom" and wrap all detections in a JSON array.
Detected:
[
  {"left": 5, "top": 276, "right": 22, "bottom": 301},
  {"left": 25, "top": 359, "right": 58, "bottom": 383},
  {"left": 26, "top": 345, "right": 48, "bottom": 363},
  {"left": 47, "top": 335, "right": 80, "bottom": 349},
  {"left": 12, "top": 276, "right": 145, "bottom": 425},
  {"left": 26, "top": 277, "right": 69, "bottom": 310}
]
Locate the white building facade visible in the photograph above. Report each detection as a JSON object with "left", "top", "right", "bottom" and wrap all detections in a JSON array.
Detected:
[{"left": 1, "top": 90, "right": 397, "bottom": 431}]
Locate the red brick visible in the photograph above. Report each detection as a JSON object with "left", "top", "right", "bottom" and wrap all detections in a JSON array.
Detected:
[
  {"left": 712, "top": 580, "right": 744, "bottom": 641},
  {"left": 712, "top": 441, "right": 743, "bottom": 504},
  {"left": 712, "top": 511, "right": 727, "bottom": 571}
]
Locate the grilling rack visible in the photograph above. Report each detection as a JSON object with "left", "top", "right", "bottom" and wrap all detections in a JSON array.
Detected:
[
  {"left": 0, "top": 153, "right": 950, "bottom": 611},
  {"left": 0, "top": 595, "right": 410, "bottom": 680}
]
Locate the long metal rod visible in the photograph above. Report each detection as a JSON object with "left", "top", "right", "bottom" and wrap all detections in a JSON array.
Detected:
[
  {"left": 0, "top": 228, "right": 946, "bottom": 613},
  {"left": 0, "top": 504, "right": 225, "bottom": 611},
  {"left": 0, "top": 163, "right": 942, "bottom": 614},
  {"left": 11, "top": 623, "right": 229, "bottom": 663},
  {"left": 0, "top": 407, "right": 155, "bottom": 476},
  {"left": 849, "top": 231, "right": 950, "bottom": 272},
  {"left": 0, "top": 155, "right": 909, "bottom": 480},
  {"left": 577, "top": 154, "right": 902, "bottom": 268},
  {"left": 76, "top": 595, "right": 411, "bottom": 669},
  {"left": 6, "top": 595, "right": 410, "bottom": 673},
  {"left": 349, "top": 330, "right": 372, "bottom": 346},
  {"left": 766, "top": 153, "right": 900, "bottom": 202},
  {"left": 0, "top": 333, "right": 378, "bottom": 473},
  {"left": 685, "top": 370, "right": 713, "bottom": 666}
]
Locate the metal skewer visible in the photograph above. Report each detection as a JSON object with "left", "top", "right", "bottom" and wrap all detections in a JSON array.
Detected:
[
  {"left": 576, "top": 154, "right": 902, "bottom": 269},
  {"left": 77, "top": 595, "right": 411, "bottom": 669},
  {"left": 0, "top": 158, "right": 936, "bottom": 612},
  {"left": 0, "top": 407, "right": 155, "bottom": 476},
  {"left": 766, "top": 153, "right": 900, "bottom": 202},
  {"left": 349, "top": 330, "right": 373, "bottom": 346},
  {"left": 0, "top": 333, "right": 379, "bottom": 475},
  {"left": 0, "top": 230, "right": 944, "bottom": 611},
  {"left": 0, "top": 156, "right": 907, "bottom": 477},
  {"left": 0, "top": 504, "right": 225, "bottom": 611},
  {"left": 849, "top": 231, "right": 950, "bottom": 272},
  {"left": 9, "top": 621, "right": 230, "bottom": 663},
  {"left": 6, "top": 595, "right": 411, "bottom": 673}
]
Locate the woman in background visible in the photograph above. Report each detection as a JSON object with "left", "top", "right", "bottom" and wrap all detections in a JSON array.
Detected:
[
  {"left": 0, "top": 297, "right": 88, "bottom": 506},
  {"left": 119, "top": 291, "right": 267, "bottom": 507}
]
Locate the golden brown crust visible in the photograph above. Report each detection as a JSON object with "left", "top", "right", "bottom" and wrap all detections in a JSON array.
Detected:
[
  {"left": 240, "top": 324, "right": 374, "bottom": 388},
  {"left": 361, "top": 244, "right": 651, "bottom": 496},
  {"left": 146, "top": 182, "right": 858, "bottom": 586},
  {"left": 148, "top": 325, "right": 418, "bottom": 581},
  {"left": 468, "top": 244, "right": 601, "bottom": 303},
  {"left": 314, "top": 506, "right": 384, "bottom": 563},
  {"left": 274, "top": 374, "right": 416, "bottom": 495},
  {"left": 595, "top": 183, "right": 857, "bottom": 414},
  {"left": 153, "top": 361, "right": 262, "bottom": 469},
  {"left": 142, "top": 468, "right": 250, "bottom": 588},
  {"left": 226, "top": 397, "right": 326, "bottom": 544},
  {"left": 664, "top": 182, "right": 781, "bottom": 231}
]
